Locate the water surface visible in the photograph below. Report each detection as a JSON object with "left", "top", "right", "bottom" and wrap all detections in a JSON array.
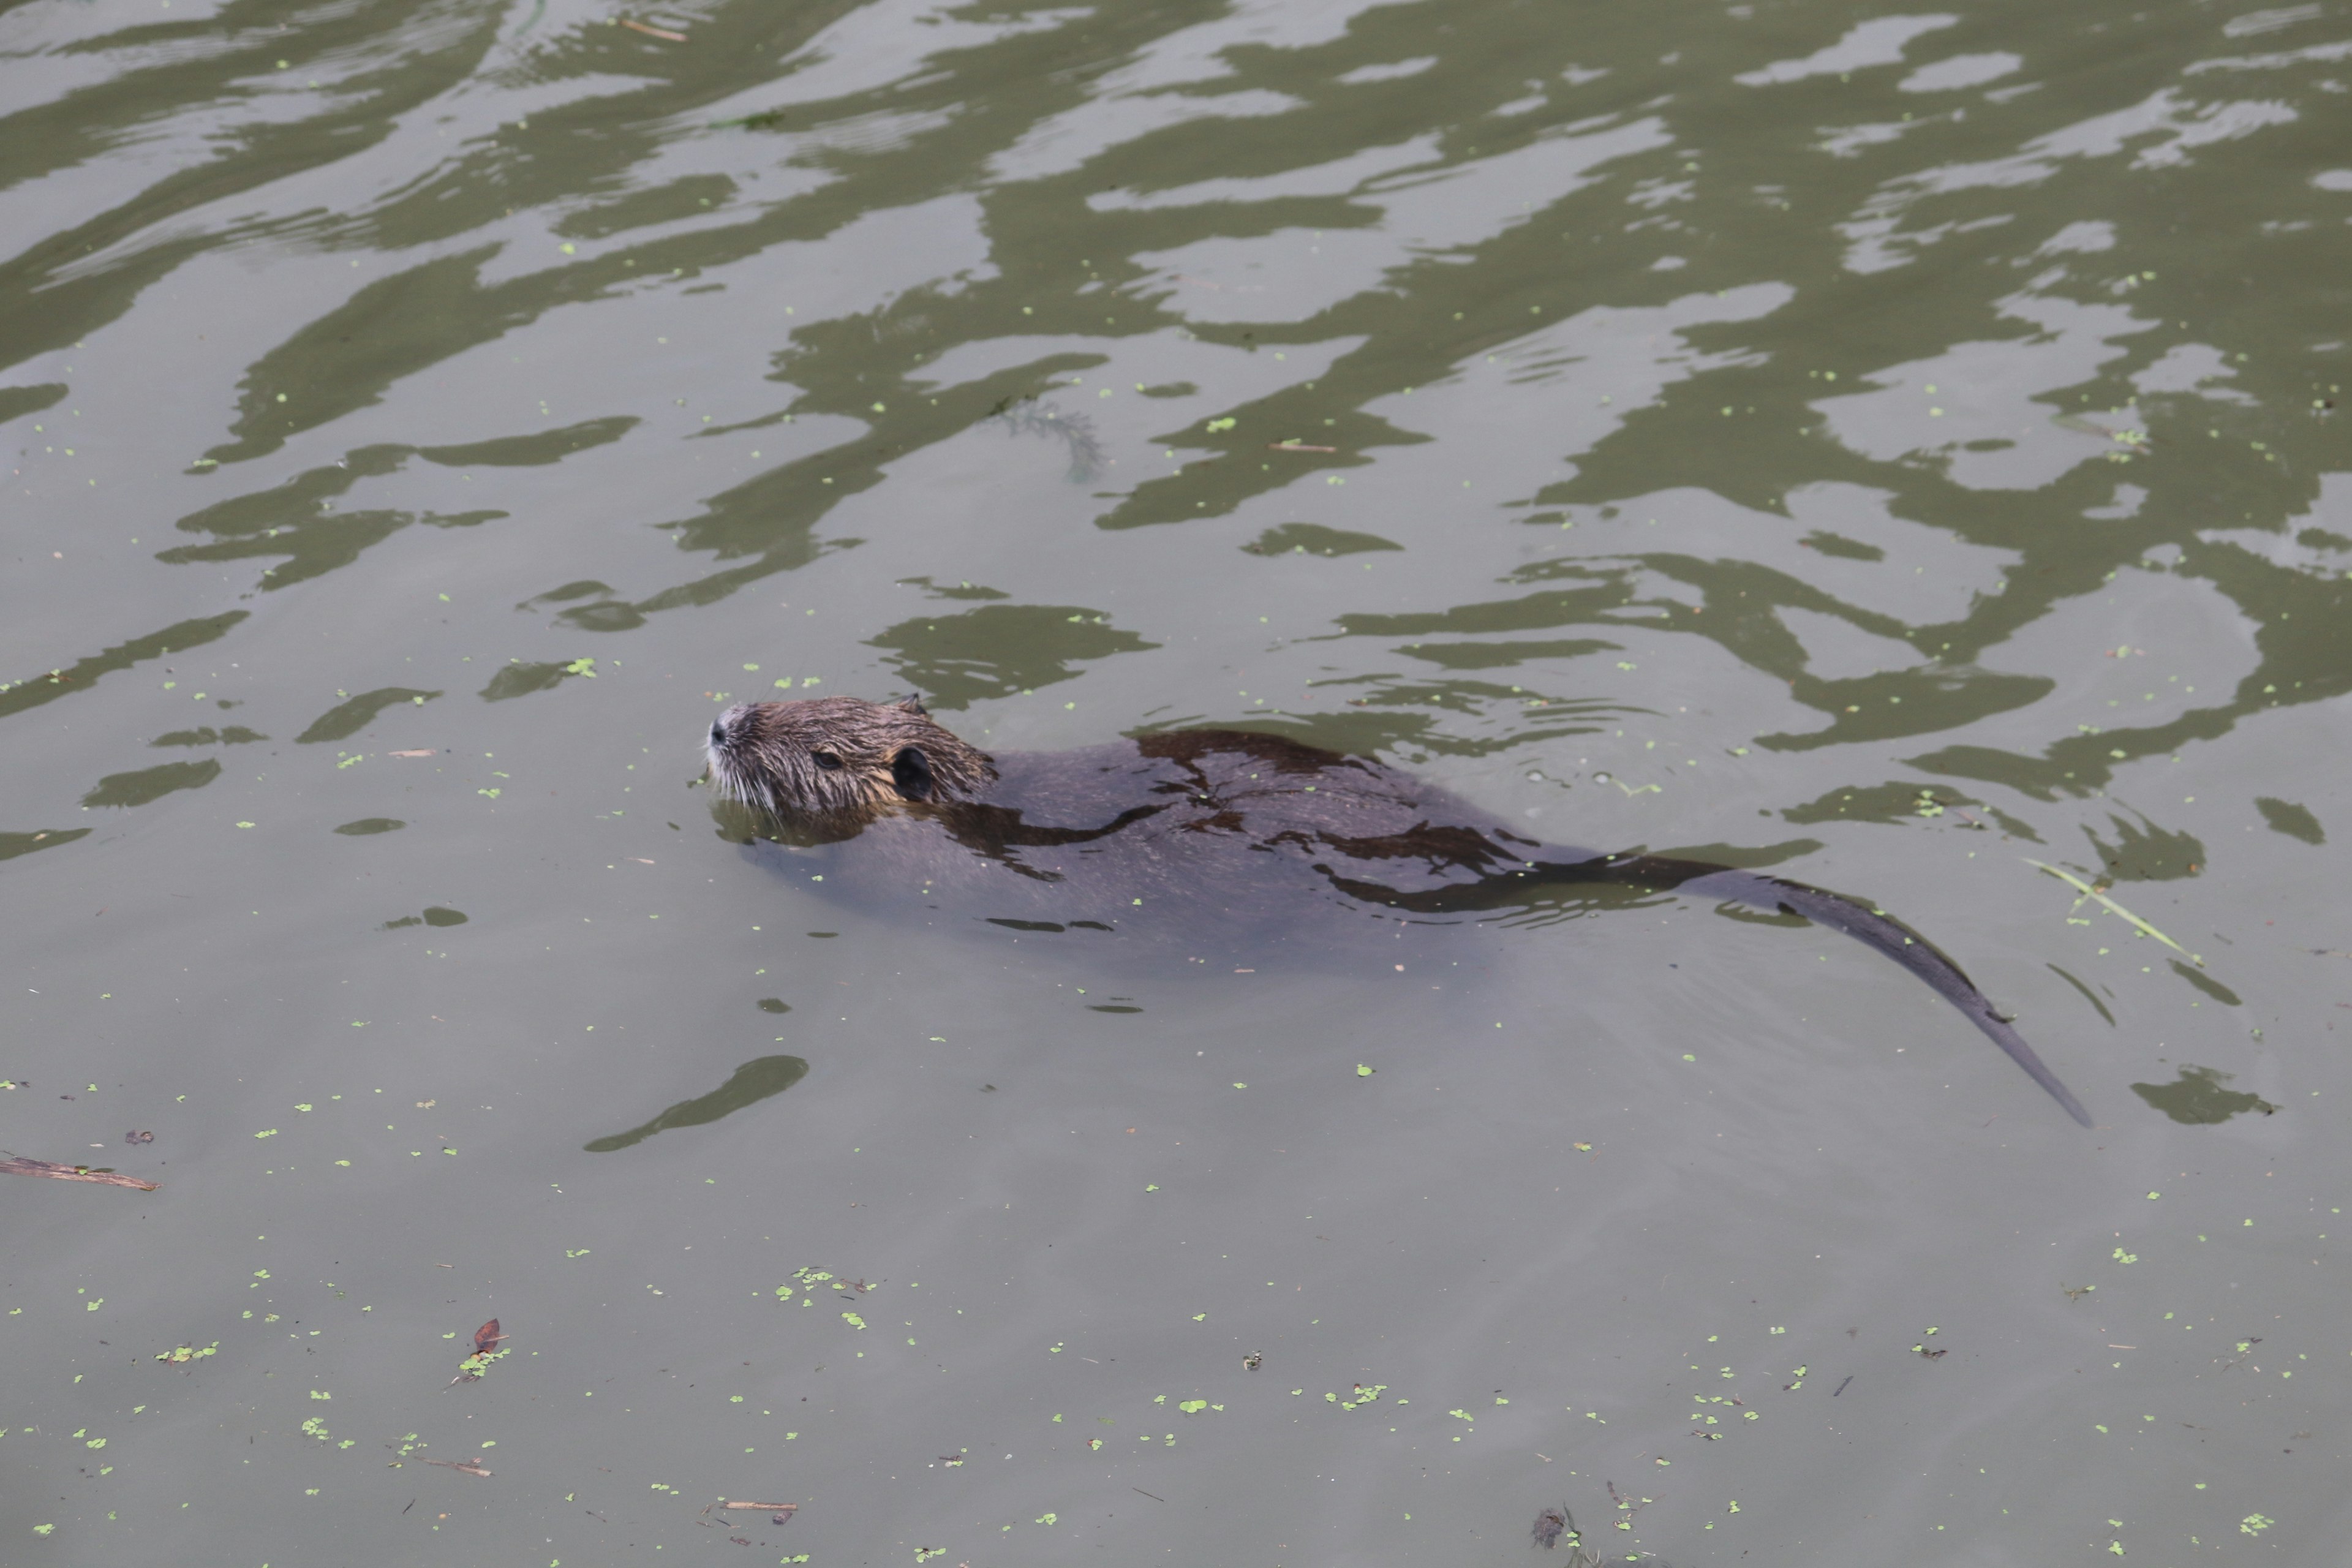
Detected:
[{"left": 4, "top": 0, "right": 2349, "bottom": 1561}]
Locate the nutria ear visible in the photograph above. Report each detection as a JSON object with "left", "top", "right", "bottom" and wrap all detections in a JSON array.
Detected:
[
  {"left": 894, "top": 693, "right": 928, "bottom": 717},
  {"left": 891, "top": 745, "right": 935, "bottom": 802}
]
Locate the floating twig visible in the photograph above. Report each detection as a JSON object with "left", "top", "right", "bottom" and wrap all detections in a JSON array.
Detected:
[
  {"left": 704, "top": 1501, "right": 796, "bottom": 1522},
  {"left": 619, "top": 17, "right": 688, "bottom": 40},
  {"left": 1605, "top": 1480, "right": 1653, "bottom": 1523},
  {"left": 2024, "top": 859, "right": 2201, "bottom": 965},
  {"left": 1268, "top": 441, "right": 1338, "bottom": 453},
  {"left": 420, "top": 1457, "right": 492, "bottom": 1478},
  {"left": 0, "top": 1156, "right": 156, "bottom": 1191}
]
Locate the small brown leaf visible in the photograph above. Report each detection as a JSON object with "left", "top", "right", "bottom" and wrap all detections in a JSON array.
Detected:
[{"left": 473, "top": 1319, "right": 505, "bottom": 1355}]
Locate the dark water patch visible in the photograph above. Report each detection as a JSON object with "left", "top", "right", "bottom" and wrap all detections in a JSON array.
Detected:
[
  {"left": 556, "top": 600, "right": 648, "bottom": 633},
  {"left": 1786, "top": 781, "right": 1962, "bottom": 827},
  {"left": 333, "top": 818, "right": 405, "bottom": 836},
  {"left": 0, "top": 611, "right": 247, "bottom": 724},
  {"left": 1340, "top": 577, "right": 1632, "bottom": 639},
  {"left": 0, "top": 828, "right": 92, "bottom": 862},
  {"left": 519, "top": 579, "right": 644, "bottom": 632},
  {"left": 2254, "top": 797, "right": 2323, "bottom": 845},
  {"left": 555, "top": 595, "right": 649, "bottom": 630},
  {"left": 2171, "top": 961, "right": 2239, "bottom": 1006},
  {"left": 418, "top": 416, "right": 639, "bottom": 468},
  {"left": 203, "top": 251, "right": 511, "bottom": 467},
  {"left": 169, "top": 443, "right": 402, "bottom": 526},
  {"left": 2131, "top": 1066, "right": 2276, "bottom": 1125},
  {"left": 897, "top": 576, "right": 1009, "bottom": 601},
  {"left": 157, "top": 508, "right": 418, "bottom": 590},
  {"left": 523, "top": 580, "right": 616, "bottom": 605},
  {"left": 480, "top": 661, "right": 586, "bottom": 701},
  {"left": 1798, "top": 530, "right": 1884, "bottom": 561},
  {"left": 1762, "top": 668, "right": 2054, "bottom": 752},
  {"left": 0, "top": 383, "right": 67, "bottom": 426},
  {"left": 153, "top": 726, "right": 268, "bottom": 747},
  {"left": 296, "top": 688, "right": 442, "bottom": 744},
  {"left": 869, "top": 604, "right": 1156, "bottom": 709},
  {"left": 81, "top": 759, "right": 220, "bottom": 809},
  {"left": 1396, "top": 638, "right": 1619, "bottom": 671},
  {"left": 1190, "top": 701, "right": 1618, "bottom": 762},
  {"left": 2082, "top": 808, "right": 2203, "bottom": 881},
  {"left": 1981, "top": 806, "right": 2043, "bottom": 843},
  {"left": 586, "top": 1055, "right": 810, "bottom": 1152},
  {"left": 381, "top": 907, "right": 466, "bottom": 930},
  {"left": 756, "top": 998, "right": 791, "bottom": 1014},
  {"left": 1902, "top": 745, "right": 2079, "bottom": 804},
  {"left": 1663, "top": 839, "right": 1826, "bottom": 871},
  {"left": 1241, "top": 522, "right": 1402, "bottom": 557}
]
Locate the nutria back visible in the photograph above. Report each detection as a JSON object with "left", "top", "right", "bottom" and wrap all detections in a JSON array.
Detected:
[{"left": 711, "top": 696, "right": 1537, "bottom": 943}]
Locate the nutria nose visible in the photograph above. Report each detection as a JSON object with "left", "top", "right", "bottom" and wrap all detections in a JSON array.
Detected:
[{"left": 707, "top": 720, "right": 726, "bottom": 747}]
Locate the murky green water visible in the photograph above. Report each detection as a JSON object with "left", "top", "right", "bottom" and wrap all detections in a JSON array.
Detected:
[{"left": 5, "top": 0, "right": 2348, "bottom": 1561}]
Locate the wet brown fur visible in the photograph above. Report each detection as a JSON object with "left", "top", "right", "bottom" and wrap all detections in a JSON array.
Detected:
[{"left": 705, "top": 695, "right": 996, "bottom": 825}]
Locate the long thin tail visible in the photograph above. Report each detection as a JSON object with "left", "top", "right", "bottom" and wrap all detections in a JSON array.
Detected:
[{"left": 1338, "top": 851, "right": 2092, "bottom": 1126}]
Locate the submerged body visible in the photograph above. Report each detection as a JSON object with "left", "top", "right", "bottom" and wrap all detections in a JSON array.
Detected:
[{"left": 705, "top": 695, "right": 2091, "bottom": 1126}]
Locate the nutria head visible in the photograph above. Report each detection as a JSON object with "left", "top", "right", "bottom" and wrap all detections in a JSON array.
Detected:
[{"left": 704, "top": 694, "right": 996, "bottom": 823}]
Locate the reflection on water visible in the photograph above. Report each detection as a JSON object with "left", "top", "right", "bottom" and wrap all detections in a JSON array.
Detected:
[
  {"left": 584, "top": 1053, "right": 810, "bottom": 1151},
  {"left": 2130, "top": 1063, "right": 2279, "bottom": 1124}
]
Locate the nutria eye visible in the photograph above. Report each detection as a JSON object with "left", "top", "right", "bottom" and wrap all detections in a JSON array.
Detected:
[{"left": 812, "top": 752, "right": 843, "bottom": 771}]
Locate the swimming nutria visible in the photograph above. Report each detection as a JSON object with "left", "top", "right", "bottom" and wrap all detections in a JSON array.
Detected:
[{"left": 704, "top": 693, "right": 2090, "bottom": 1126}]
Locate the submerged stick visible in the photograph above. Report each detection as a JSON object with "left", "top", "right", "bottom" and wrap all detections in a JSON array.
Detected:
[
  {"left": 0, "top": 1156, "right": 157, "bottom": 1191},
  {"left": 2025, "top": 859, "right": 2201, "bottom": 966},
  {"left": 704, "top": 1501, "right": 797, "bottom": 1520}
]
